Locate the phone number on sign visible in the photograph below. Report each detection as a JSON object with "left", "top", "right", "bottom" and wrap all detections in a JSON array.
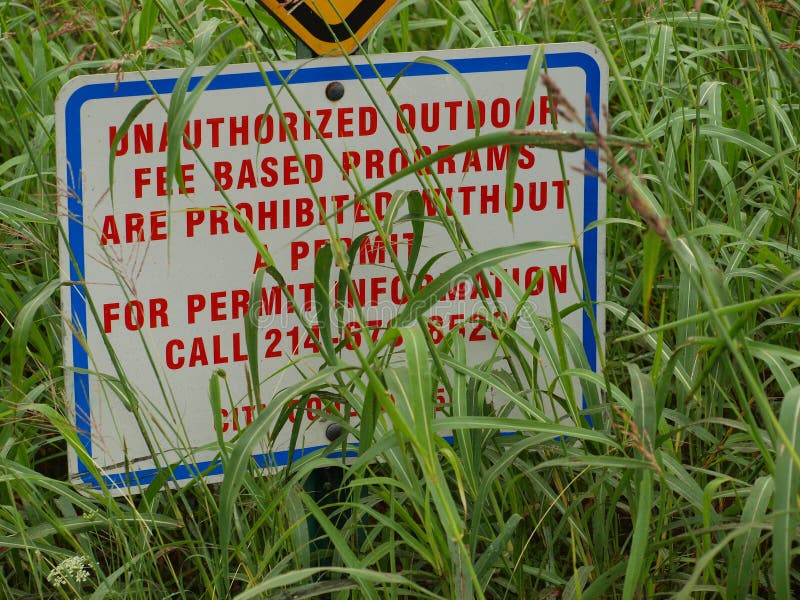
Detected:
[
  {"left": 164, "top": 312, "right": 509, "bottom": 370},
  {"left": 263, "top": 312, "right": 509, "bottom": 357}
]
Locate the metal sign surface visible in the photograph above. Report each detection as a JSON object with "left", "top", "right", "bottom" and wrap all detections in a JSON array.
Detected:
[
  {"left": 255, "top": 0, "right": 399, "bottom": 55},
  {"left": 56, "top": 44, "right": 607, "bottom": 492}
]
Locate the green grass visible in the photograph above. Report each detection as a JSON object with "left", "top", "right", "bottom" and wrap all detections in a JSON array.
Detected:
[{"left": 2, "top": 0, "right": 800, "bottom": 597}]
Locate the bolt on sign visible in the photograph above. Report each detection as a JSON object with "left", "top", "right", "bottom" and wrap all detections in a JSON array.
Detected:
[
  {"left": 57, "top": 44, "right": 607, "bottom": 493},
  {"left": 255, "top": 0, "right": 399, "bottom": 55}
]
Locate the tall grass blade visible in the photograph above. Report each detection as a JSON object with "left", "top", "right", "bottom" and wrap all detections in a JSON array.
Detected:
[
  {"left": 727, "top": 476, "right": 773, "bottom": 600},
  {"left": 164, "top": 33, "right": 240, "bottom": 199},
  {"left": 505, "top": 45, "right": 543, "bottom": 221},
  {"left": 313, "top": 242, "right": 336, "bottom": 360},
  {"left": 394, "top": 241, "right": 569, "bottom": 327},
  {"left": 628, "top": 363, "right": 657, "bottom": 454},
  {"left": 475, "top": 513, "right": 522, "bottom": 591},
  {"left": 246, "top": 268, "right": 266, "bottom": 408},
  {"left": 773, "top": 385, "right": 800, "bottom": 600},
  {"left": 622, "top": 469, "right": 653, "bottom": 600},
  {"left": 107, "top": 97, "right": 154, "bottom": 205},
  {"left": 8, "top": 279, "right": 60, "bottom": 406}
]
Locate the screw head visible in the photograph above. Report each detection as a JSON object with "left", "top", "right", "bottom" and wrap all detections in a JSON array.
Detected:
[
  {"left": 325, "top": 422, "right": 344, "bottom": 441},
  {"left": 325, "top": 81, "right": 345, "bottom": 102}
]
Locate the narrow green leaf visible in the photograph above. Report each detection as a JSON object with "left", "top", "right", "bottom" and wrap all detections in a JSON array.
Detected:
[
  {"left": 108, "top": 97, "right": 154, "bottom": 206},
  {"left": 547, "top": 267, "right": 577, "bottom": 420},
  {"left": 0, "top": 195, "right": 54, "bottom": 223},
  {"left": 622, "top": 469, "right": 653, "bottom": 600},
  {"left": 384, "top": 189, "right": 412, "bottom": 236},
  {"left": 753, "top": 345, "right": 799, "bottom": 395},
  {"left": 395, "top": 241, "right": 569, "bottom": 327},
  {"left": 8, "top": 513, "right": 179, "bottom": 542},
  {"left": 412, "top": 251, "right": 449, "bottom": 293},
  {"left": 431, "top": 417, "right": 618, "bottom": 448},
  {"left": 727, "top": 477, "right": 773, "bottom": 600},
  {"left": 246, "top": 268, "right": 266, "bottom": 407},
  {"left": 9, "top": 279, "right": 60, "bottom": 405},
  {"left": 563, "top": 565, "right": 594, "bottom": 600},
  {"left": 773, "top": 385, "right": 800, "bottom": 600},
  {"left": 449, "top": 334, "right": 478, "bottom": 493},
  {"left": 628, "top": 364, "right": 657, "bottom": 453},
  {"left": 641, "top": 229, "right": 662, "bottom": 323},
  {"left": 387, "top": 55, "right": 482, "bottom": 136},
  {"left": 439, "top": 354, "right": 547, "bottom": 421},
  {"left": 334, "top": 231, "right": 369, "bottom": 342},
  {"left": 165, "top": 33, "right": 240, "bottom": 201},
  {"left": 234, "top": 565, "right": 423, "bottom": 600},
  {"left": 384, "top": 329, "right": 435, "bottom": 457},
  {"left": 313, "top": 242, "right": 335, "bottom": 359},
  {"left": 209, "top": 370, "right": 227, "bottom": 461},
  {"left": 475, "top": 513, "right": 522, "bottom": 590},
  {"left": 561, "top": 328, "right": 602, "bottom": 420},
  {"left": 405, "top": 190, "right": 425, "bottom": 279},
  {"left": 138, "top": 0, "right": 158, "bottom": 48},
  {"left": 661, "top": 453, "right": 710, "bottom": 512},
  {"left": 358, "top": 129, "right": 621, "bottom": 202},
  {"left": 22, "top": 403, "right": 103, "bottom": 491},
  {"left": 699, "top": 124, "right": 774, "bottom": 159},
  {"left": 505, "top": 46, "right": 544, "bottom": 221}
]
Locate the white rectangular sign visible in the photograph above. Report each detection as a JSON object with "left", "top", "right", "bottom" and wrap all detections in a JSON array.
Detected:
[{"left": 57, "top": 44, "right": 606, "bottom": 491}]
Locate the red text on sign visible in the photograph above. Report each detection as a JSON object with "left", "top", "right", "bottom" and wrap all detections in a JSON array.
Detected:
[
  {"left": 134, "top": 164, "right": 195, "bottom": 198},
  {"left": 213, "top": 155, "right": 322, "bottom": 191},
  {"left": 103, "top": 298, "right": 169, "bottom": 333},
  {"left": 341, "top": 144, "right": 536, "bottom": 181},
  {"left": 394, "top": 97, "right": 558, "bottom": 133},
  {"left": 290, "top": 232, "right": 415, "bottom": 270},
  {"left": 101, "top": 210, "right": 168, "bottom": 245},
  {"left": 165, "top": 332, "right": 248, "bottom": 370}
]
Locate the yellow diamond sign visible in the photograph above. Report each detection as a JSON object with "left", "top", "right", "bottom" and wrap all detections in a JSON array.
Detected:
[{"left": 256, "top": 0, "right": 398, "bottom": 56}]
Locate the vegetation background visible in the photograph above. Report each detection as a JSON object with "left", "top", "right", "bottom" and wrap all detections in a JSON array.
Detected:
[{"left": 1, "top": 0, "right": 799, "bottom": 598}]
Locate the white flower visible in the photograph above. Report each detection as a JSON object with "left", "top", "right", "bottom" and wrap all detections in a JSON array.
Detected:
[{"left": 46, "top": 555, "right": 92, "bottom": 587}]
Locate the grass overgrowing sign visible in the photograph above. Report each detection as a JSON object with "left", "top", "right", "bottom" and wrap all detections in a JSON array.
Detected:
[{"left": 57, "top": 44, "right": 607, "bottom": 493}]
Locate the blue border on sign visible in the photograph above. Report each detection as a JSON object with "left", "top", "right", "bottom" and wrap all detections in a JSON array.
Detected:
[{"left": 63, "top": 50, "right": 602, "bottom": 490}]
